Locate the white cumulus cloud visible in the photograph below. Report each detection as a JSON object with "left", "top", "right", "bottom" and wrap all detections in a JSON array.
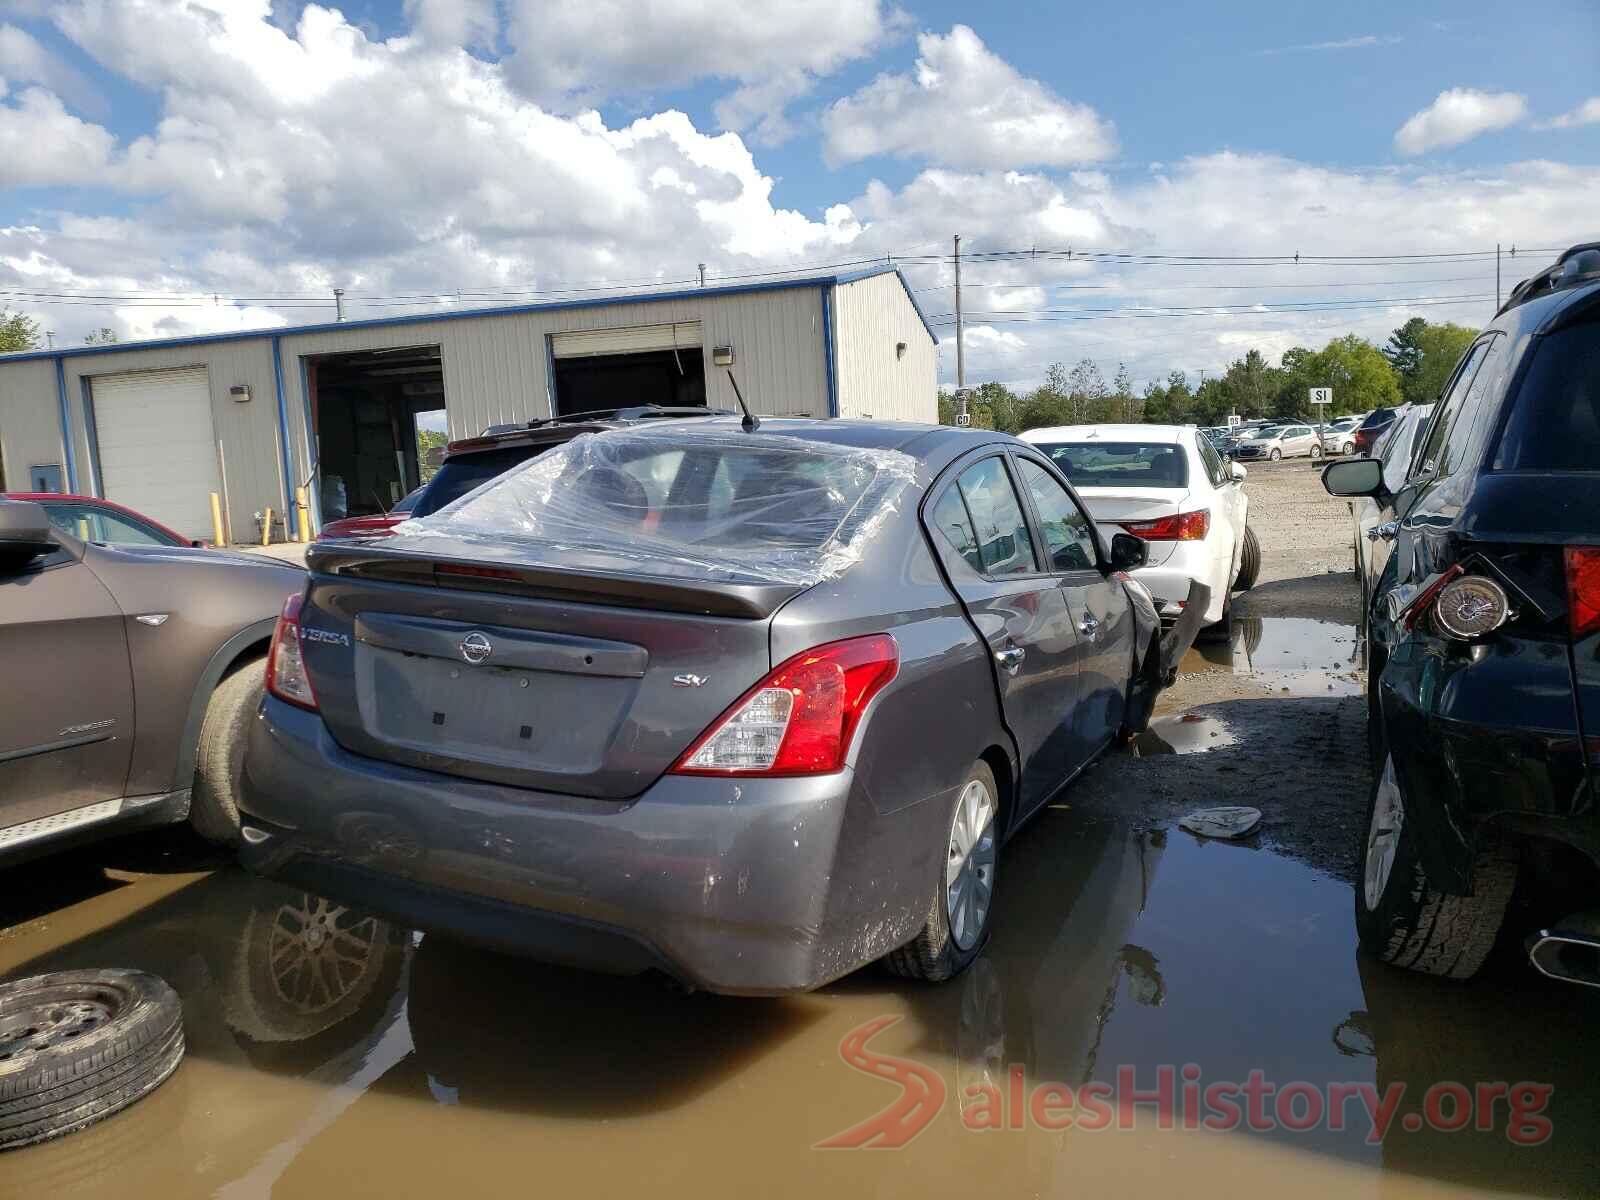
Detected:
[
  {"left": 822, "top": 25, "right": 1115, "bottom": 169},
  {"left": 1536, "top": 97, "right": 1600, "bottom": 131},
  {"left": 1394, "top": 88, "right": 1527, "bottom": 155}
]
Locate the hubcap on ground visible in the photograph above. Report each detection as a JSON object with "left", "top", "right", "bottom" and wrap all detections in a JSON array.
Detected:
[
  {"left": 1364, "top": 756, "right": 1406, "bottom": 909},
  {"left": 0, "top": 988, "right": 118, "bottom": 1068},
  {"left": 946, "top": 778, "right": 997, "bottom": 951}
]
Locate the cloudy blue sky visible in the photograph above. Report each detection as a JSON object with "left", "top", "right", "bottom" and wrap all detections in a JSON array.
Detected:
[{"left": 2, "top": 0, "right": 1597, "bottom": 388}]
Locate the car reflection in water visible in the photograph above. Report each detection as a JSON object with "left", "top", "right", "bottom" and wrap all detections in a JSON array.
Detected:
[{"left": 3, "top": 808, "right": 1598, "bottom": 1198}]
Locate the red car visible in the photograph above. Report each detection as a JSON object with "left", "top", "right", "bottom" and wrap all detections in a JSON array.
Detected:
[
  {"left": 0, "top": 492, "right": 200, "bottom": 547},
  {"left": 315, "top": 487, "right": 422, "bottom": 540}
]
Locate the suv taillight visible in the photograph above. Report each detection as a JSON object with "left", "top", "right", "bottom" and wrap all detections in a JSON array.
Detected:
[
  {"left": 1566, "top": 547, "right": 1600, "bottom": 639},
  {"left": 1119, "top": 509, "right": 1209, "bottom": 541},
  {"left": 671, "top": 635, "right": 898, "bottom": 777},
  {"left": 265, "top": 593, "right": 319, "bottom": 711}
]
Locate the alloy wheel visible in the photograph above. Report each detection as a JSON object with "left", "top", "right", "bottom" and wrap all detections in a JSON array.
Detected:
[
  {"left": 1364, "top": 756, "right": 1406, "bottom": 909},
  {"left": 268, "top": 895, "right": 382, "bottom": 1016},
  {"left": 946, "top": 777, "right": 998, "bottom": 951}
]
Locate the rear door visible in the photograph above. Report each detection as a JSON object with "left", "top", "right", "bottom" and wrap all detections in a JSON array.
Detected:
[
  {"left": 1011, "top": 454, "right": 1133, "bottom": 765},
  {"left": 0, "top": 542, "right": 134, "bottom": 829},
  {"left": 1195, "top": 432, "right": 1245, "bottom": 580},
  {"left": 926, "top": 454, "right": 1083, "bottom": 812}
]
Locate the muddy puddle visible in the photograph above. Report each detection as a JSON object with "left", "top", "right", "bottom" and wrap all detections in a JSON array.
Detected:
[
  {"left": 1131, "top": 712, "right": 1238, "bottom": 755},
  {"left": 1, "top": 815, "right": 1595, "bottom": 1199},
  {"left": 1181, "top": 616, "right": 1363, "bottom": 697}
]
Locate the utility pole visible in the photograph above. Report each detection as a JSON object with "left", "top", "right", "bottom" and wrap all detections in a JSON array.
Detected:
[
  {"left": 1496, "top": 243, "right": 1501, "bottom": 309},
  {"left": 953, "top": 234, "right": 965, "bottom": 391},
  {"left": 698, "top": 263, "right": 706, "bottom": 288},
  {"left": 333, "top": 288, "right": 346, "bottom": 322}
]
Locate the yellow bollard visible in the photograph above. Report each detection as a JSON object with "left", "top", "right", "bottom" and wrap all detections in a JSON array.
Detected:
[
  {"left": 209, "top": 491, "right": 227, "bottom": 547},
  {"left": 294, "top": 486, "right": 311, "bottom": 543},
  {"left": 261, "top": 507, "right": 273, "bottom": 546}
]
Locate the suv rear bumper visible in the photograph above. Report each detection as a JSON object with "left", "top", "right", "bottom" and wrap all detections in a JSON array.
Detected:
[
  {"left": 239, "top": 697, "right": 928, "bottom": 995},
  {"left": 1379, "top": 634, "right": 1597, "bottom": 891}
]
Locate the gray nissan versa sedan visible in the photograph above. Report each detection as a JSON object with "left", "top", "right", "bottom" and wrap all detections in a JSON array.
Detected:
[{"left": 238, "top": 419, "right": 1202, "bottom": 994}]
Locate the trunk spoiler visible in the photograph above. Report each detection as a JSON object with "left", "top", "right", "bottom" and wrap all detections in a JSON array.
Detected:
[{"left": 306, "top": 543, "right": 802, "bottom": 620}]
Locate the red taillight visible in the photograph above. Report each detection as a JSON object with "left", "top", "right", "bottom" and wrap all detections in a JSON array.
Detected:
[
  {"left": 1566, "top": 547, "right": 1600, "bottom": 639},
  {"left": 437, "top": 563, "right": 523, "bottom": 583},
  {"left": 265, "top": 593, "right": 319, "bottom": 711},
  {"left": 1119, "top": 509, "right": 1209, "bottom": 541},
  {"left": 1399, "top": 564, "right": 1465, "bottom": 632},
  {"left": 672, "top": 634, "right": 899, "bottom": 777}
]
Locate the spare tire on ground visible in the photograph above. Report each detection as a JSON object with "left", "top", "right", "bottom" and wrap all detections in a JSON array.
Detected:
[{"left": 0, "top": 969, "right": 184, "bottom": 1151}]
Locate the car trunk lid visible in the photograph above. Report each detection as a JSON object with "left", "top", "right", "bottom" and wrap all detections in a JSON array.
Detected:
[
  {"left": 299, "top": 541, "right": 794, "bottom": 798},
  {"left": 1071, "top": 486, "right": 1189, "bottom": 566}
]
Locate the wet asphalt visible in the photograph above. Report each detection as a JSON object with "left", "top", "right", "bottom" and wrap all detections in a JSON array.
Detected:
[{"left": 1, "top": 460, "right": 1597, "bottom": 1198}]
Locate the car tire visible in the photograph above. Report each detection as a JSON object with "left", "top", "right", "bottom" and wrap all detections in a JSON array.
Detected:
[
  {"left": 0, "top": 969, "right": 185, "bottom": 1151},
  {"left": 1342, "top": 441, "right": 1355, "bottom": 455},
  {"left": 883, "top": 762, "right": 998, "bottom": 983},
  {"left": 1310, "top": 443, "right": 1323, "bottom": 460},
  {"left": 190, "top": 660, "right": 265, "bottom": 847},
  {"left": 1356, "top": 753, "right": 1517, "bottom": 980},
  {"left": 1269, "top": 448, "right": 1281, "bottom": 461},
  {"left": 1233, "top": 525, "right": 1261, "bottom": 591}
]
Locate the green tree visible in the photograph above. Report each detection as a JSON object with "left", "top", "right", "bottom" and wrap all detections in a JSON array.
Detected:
[
  {"left": 1307, "top": 333, "right": 1402, "bottom": 415},
  {"left": 1406, "top": 321, "right": 1478, "bottom": 406},
  {"left": 84, "top": 327, "right": 118, "bottom": 345},
  {"left": 0, "top": 309, "right": 42, "bottom": 353},
  {"left": 1220, "top": 349, "right": 1279, "bottom": 418}
]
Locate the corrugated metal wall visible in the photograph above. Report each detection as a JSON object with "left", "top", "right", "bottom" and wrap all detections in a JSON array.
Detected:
[
  {"left": 0, "top": 359, "right": 65, "bottom": 491},
  {"left": 0, "top": 281, "right": 857, "bottom": 537},
  {"left": 832, "top": 273, "right": 938, "bottom": 423}
]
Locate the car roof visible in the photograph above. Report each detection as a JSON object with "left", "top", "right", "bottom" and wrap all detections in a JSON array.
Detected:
[{"left": 1018, "top": 424, "right": 1189, "bottom": 443}]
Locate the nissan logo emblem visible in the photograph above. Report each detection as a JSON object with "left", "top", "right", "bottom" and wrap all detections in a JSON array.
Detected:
[{"left": 459, "top": 632, "right": 493, "bottom": 665}]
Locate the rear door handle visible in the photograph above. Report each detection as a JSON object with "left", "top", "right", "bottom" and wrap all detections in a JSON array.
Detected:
[{"left": 995, "top": 646, "right": 1026, "bottom": 673}]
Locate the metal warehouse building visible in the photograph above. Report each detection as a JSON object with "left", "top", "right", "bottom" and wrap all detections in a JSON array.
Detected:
[{"left": 0, "top": 266, "right": 936, "bottom": 543}]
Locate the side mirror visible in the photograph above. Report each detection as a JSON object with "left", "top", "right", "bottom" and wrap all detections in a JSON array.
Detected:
[
  {"left": 1109, "top": 532, "right": 1148, "bottom": 571},
  {"left": 0, "top": 500, "right": 57, "bottom": 566},
  {"left": 1321, "top": 458, "right": 1384, "bottom": 498},
  {"left": 1228, "top": 463, "right": 1247, "bottom": 483}
]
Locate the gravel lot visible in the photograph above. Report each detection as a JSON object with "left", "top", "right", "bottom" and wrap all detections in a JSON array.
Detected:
[{"left": 1069, "top": 457, "right": 1372, "bottom": 883}]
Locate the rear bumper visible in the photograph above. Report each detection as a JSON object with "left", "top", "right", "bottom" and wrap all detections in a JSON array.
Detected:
[
  {"left": 1130, "top": 542, "right": 1227, "bottom": 624},
  {"left": 239, "top": 697, "right": 905, "bottom": 995},
  {"left": 1379, "top": 634, "right": 1597, "bottom": 891}
]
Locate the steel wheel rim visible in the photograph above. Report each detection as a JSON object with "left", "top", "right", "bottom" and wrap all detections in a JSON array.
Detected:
[
  {"left": 1364, "top": 756, "right": 1405, "bottom": 909},
  {"left": 946, "top": 778, "right": 997, "bottom": 951}
]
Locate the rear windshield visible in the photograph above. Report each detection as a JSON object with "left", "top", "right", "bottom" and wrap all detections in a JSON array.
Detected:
[
  {"left": 1034, "top": 442, "right": 1189, "bottom": 489},
  {"left": 1494, "top": 321, "right": 1600, "bottom": 471},
  {"left": 395, "top": 427, "right": 916, "bottom": 585},
  {"left": 411, "top": 445, "right": 547, "bottom": 517}
]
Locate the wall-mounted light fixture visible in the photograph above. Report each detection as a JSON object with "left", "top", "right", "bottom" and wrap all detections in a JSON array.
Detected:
[
  {"left": 712, "top": 345, "right": 735, "bottom": 367},
  {"left": 230, "top": 384, "right": 251, "bottom": 403}
]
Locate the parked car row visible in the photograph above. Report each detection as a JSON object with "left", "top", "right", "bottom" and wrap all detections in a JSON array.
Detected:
[
  {"left": 1324, "top": 240, "right": 1600, "bottom": 988},
  {"left": 1, "top": 415, "right": 1207, "bottom": 996}
]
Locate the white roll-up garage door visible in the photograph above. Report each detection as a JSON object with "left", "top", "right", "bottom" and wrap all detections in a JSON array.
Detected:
[
  {"left": 91, "top": 367, "right": 220, "bottom": 541},
  {"left": 550, "top": 321, "right": 701, "bottom": 359}
]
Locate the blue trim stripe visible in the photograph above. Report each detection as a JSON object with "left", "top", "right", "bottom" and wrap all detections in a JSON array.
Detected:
[
  {"left": 79, "top": 376, "right": 103, "bottom": 497},
  {"left": 820, "top": 285, "right": 838, "bottom": 418},
  {"left": 53, "top": 356, "right": 78, "bottom": 492},
  {"left": 271, "top": 337, "right": 294, "bottom": 514},
  {"left": 0, "top": 265, "right": 933, "bottom": 367},
  {"left": 297, "top": 354, "right": 321, "bottom": 532},
  {"left": 543, "top": 333, "right": 557, "bottom": 418}
]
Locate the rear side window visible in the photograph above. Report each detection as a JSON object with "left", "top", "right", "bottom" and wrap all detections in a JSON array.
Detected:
[
  {"left": 1035, "top": 442, "right": 1189, "bottom": 488},
  {"left": 1494, "top": 322, "right": 1600, "bottom": 471},
  {"left": 930, "top": 487, "right": 983, "bottom": 574},
  {"left": 1197, "top": 435, "right": 1228, "bottom": 487},
  {"left": 1413, "top": 339, "right": 1493, "bottom": 480},
  {"left": 954, "top": 458, "right": 1038, "bottom": 577},
  {"left": 1015, "top": 458, "right": 1098, "bottom": 572}
]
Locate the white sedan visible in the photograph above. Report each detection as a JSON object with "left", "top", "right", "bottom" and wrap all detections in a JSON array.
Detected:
[{"left": 1019, "top": 424, "right": 1260, "bottom": 634}]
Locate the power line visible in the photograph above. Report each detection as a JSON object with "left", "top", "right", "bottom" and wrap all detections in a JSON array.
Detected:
[{"left": 924, "top": 294, "right": 1496, "bottom": 323}]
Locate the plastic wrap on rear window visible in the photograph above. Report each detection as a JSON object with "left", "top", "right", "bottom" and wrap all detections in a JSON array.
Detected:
[{"left": 392, "top": 427, "right": 919, "bottom": 586}]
